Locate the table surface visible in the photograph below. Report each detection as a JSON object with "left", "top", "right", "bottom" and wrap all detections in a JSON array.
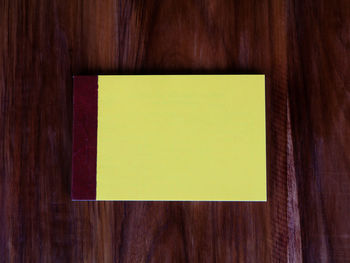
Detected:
[{"left": 1, "top": 0, "right": 349, "bottom": 262}]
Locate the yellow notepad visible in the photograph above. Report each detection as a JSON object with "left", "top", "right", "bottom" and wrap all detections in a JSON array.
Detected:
[{"left": 94, "top": 75, "right": 266, "bottom": 201}]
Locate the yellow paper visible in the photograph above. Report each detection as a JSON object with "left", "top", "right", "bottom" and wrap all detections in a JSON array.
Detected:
[{"left": 97, "top": 75, "right": 266, "bottom": 201}]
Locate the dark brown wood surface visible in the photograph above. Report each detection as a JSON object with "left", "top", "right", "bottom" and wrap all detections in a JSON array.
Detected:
[{"left": 0, "top": 0, "right": 349, "bottom": 262}]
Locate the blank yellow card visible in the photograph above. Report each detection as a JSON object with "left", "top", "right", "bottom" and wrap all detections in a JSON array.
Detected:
[{"left": 96, "top": 75, "right": 266, "bottom": 201}]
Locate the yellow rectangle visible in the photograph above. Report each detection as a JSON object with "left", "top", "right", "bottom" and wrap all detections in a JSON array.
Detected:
[{"left": 97, "top": 75, "right": 266, "bottom": 201}]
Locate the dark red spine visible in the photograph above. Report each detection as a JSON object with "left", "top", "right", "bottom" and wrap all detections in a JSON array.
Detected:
[{"left": 72, "top": 76, "right": 98, "bottom": 200}]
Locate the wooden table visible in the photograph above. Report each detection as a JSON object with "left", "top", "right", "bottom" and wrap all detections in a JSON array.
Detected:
[{"left": 1, "top": 0, "right": 349, "bottom": 262}]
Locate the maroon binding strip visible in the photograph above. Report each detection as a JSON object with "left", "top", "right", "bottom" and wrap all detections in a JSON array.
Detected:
[{"left": 72, "top": 76, "right": 98, "bottom": 200}]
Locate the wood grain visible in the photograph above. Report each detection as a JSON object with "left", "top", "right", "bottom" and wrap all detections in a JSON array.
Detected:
[
  {"left": 288, "top": 0, "right": 350, "bottom": 262},
  {"left": 0, "top": 0, "right": 348, "bottom": 262}
]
